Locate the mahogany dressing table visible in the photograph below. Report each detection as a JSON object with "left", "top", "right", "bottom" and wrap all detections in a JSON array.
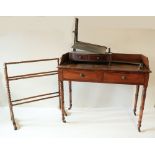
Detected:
[{"left": 58, "top": 52, "right": 151, "bottom": 132}]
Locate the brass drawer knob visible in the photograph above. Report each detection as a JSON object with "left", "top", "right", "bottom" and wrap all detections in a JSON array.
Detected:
[
  {"left": 121, "top": 75, "right": 126, "bottom": 80},
  {"left": 80, "top": 73, "right": 85, "bottom": 78}
]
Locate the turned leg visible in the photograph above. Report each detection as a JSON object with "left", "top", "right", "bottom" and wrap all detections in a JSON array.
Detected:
[
  {"left": 9, "top": 106, "right": 17, "bottom": 130},
  {"left": 68, "top": 81, "right": 72, "bottom": 110},
  {"left": 138, "top": 86, "right": 147, "bottom": 132},
  {"left": 58, "top": 79, "right": 61, "bottom": 110},
  {"left": 4, "top": 64, "right": 17, "bottom": 130},
  {"left": 60, "top": 81, "right": 66, "bottom": 123},
  {"left": 8, "top": 102, "right": 17, "bottom": 130},
  {"left": 133, "top": 85, "right": 140, "bottom": 116}
]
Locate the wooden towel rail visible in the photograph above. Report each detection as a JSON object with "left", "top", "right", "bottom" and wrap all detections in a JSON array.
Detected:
[{"left": 4, "top": 58, "right": 60, "bottom": 130}]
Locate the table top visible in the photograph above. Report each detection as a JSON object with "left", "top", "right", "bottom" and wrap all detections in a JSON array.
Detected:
[
  {"left": 58, "top": 52, "right": 151, "bottom": 74},
  {"left": 58, "top": 62, "right": 150, "bottom": 73}
]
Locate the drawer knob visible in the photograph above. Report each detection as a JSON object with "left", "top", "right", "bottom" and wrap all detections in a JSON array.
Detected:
[
  {"left": 80, "top": 73, "right": 85, "bottom": 78},
  {"left": 121, "top": 75, "right": 126, "bottom": 80}
]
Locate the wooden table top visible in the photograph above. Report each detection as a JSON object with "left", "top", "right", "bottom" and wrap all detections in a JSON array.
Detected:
[{"left": 58, "top": 62, "right": 150, "bottom": 73}]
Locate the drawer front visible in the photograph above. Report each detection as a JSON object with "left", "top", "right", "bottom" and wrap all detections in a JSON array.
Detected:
[
  {"left": 104, "top": 72, "right": 145, "bottom": 84},
  {"left": 70, "top": 53, "right": 106, "bottom": 62},
  {"left": 62, "top": 70, "right": 103, "bottom": 82}
]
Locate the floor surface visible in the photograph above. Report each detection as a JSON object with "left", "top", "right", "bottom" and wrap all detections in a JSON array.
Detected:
[{"left": 0, "top": 106, "right": 155, "bottom": 138}]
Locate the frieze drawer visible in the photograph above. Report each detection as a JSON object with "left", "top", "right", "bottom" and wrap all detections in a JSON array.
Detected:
[
  {"left": 62, "top": 69, "right": 103, "bottom": 82},
  {"left": 104, "top": 72, "right": 145, "bottom": 84}
]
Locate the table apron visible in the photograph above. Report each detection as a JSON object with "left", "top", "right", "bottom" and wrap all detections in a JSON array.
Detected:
[{"left": 59, "top": 69, "right": 146, "bottom": 85}]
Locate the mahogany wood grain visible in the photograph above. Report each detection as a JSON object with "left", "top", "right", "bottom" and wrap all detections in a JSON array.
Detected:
[
  {"left": 104, "top": 72, "right": 145, "bottom": 85},
  {"left": 62, "top": 69, "right": 103, "bottom": 82}
]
